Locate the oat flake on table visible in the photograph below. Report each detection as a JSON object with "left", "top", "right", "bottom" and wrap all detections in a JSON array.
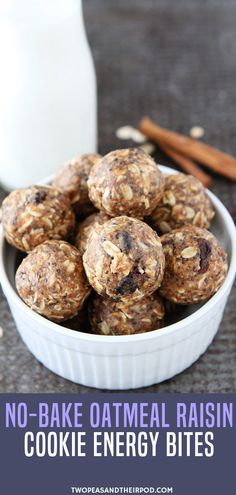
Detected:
[
  {"left": 140, "top": 142, "right": 156, "bottom": 155},
  {"left": 116, "top": 126, "right": 147, "bottom": 143},
  {"left": 190, "top": 126, "right": 205, "bottom": 139}
]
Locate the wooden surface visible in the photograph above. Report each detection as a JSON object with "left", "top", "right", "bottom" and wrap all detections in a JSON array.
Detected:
[{"left": 0, "top": 0, "right": 236, "bottom": 392}]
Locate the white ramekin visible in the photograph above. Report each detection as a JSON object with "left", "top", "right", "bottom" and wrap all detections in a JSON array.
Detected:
[{"left": 0, "top": 165, "right": 236, "bottom": 389}]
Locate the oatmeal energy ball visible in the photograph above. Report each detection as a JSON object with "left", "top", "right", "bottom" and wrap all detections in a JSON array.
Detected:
[
  {"left": 149, "top": 173, "right": 215, "bottom": 234},
  {"left": 159, "top": 226, "right": 228, "bottom": 304},
  {"left": 89, "top": 292, "right": 165, "bottom": 336},
  {"left": 16, "top": 240, "right": 91, "bottom": 322},
  {"left": 83, "top": 216, "right": 165, "bottom": 301},
  {"left": 75, "top": 211, "right": 110, "bottom": 255},
  {"left": 53, "top": 153, "right": 101, "bottom": 217},
  {"left": 88, "top": 148, "right": 164, "bottom": 218},
  {"left": 2, "top": 186, "right": 75, "bottom": 252}
]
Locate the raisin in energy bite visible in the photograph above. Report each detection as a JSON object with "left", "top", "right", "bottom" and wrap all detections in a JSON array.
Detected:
[
  {"left": 16, "top": 240, "right": 91, "bottom": 322},
  {"left": 88, "top": 148, "right": 164, "bottom": 218},
  {"left": 83, "top": 216, "right": 165, "bottom": 301},
  {"left": 89, "top": 292, "right": 165, "bottom": 335},
  {"left": 159, "top": 226, "right": 228, "bottom": 304},
  {"left": 2, "top": 186, "right": 75, "bottom": 252},
  {"left": 149, "top": 173, "right": 214, "bottom": 234},
  {"left": 53, "top": 153, "right": 102, "bottom": 217}
]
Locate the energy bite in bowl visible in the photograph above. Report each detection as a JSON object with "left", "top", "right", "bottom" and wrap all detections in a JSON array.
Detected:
[
  {"left": 75, "top": 212, "right": 110, "bottom": 255},
  {"left": 53, "top": 153, "right": 102, "bottom": 217},
  {"left": 89, "top": 292, "right": 165, "bottom": 335},
  {"left": 88, "top": 148, "right": 164, "bottom": 218},
  {"left": 148, "top": 173, "right": 215, "bottom": 234},
  {"left": 159, "top": 226, "right": 228, "bottom": 304},
  {"left": 2, "top": 186, "right": 75, "bottom": 252},
  {"left": 83, "top": 216, "right": 165, "bottom": 301},
  {"left": 16, "top": 240, "right": 91, "bottom": 322}
]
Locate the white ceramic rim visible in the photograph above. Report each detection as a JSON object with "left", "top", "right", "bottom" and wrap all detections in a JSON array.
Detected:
[{"left": 0, "top": 165, "right": 236, "bottom": 344}]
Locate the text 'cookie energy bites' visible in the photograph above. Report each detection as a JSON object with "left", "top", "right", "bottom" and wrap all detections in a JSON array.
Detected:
[
  {"left": 88, "top": 148, "right": 164, "bottom": 218},
  {"left": 2, "top": 186, "right": 75, "bottom": 252},
  {"left": 53, "top": 153, "right": 102, "bottom": 217},
  {"left": 16, "top": 240, "right": 91, "bottom": 322},
  {"left": 149, "top": 173, "right": 215, "bottom": 234},
  {"left": 89, "top": 292, "right": 165, "bottom": 335},
  {"left": 83, "top": 216, "right": 165, "bottom": 301},
  {"left": 159, "top": 226, "right": 228, "bottom": 304}
]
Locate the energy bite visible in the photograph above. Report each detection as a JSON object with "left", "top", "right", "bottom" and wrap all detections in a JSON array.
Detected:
[
  {"left": 53, "top": 153, "right": 102, "bottom": 217},
  {"left": 83, "top": 216, "right": 165, "bottom": 301},
  {"left": 89, "top": 292, "right": 165, "bottom": 335},
  {"left": 88, "top": 148, "right": 164, "bottom": 218},
  {"left": 2, "top": 186, "right": 75, "bottom": 252},
  {"left": 159, "top": 226, "right": 228, "bottom": 304},
  {"left": 75, "top": 212, "right": 110, "bottom": 255},
  {"left": 148, "top": 173, "right": 214, "bottom": 234},
  {"left": 16, "top": 240, "right": 91, "bottom": 322}
]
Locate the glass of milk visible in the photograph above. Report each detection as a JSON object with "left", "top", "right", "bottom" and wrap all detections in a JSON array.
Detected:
[{"left": 0, "top": 0, "right": 97, "bottom": 190}]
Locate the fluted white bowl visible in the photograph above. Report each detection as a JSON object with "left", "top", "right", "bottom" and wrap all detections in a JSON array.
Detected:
[{"left": 0, "top": 165, "right": 236, "bottom": 389}]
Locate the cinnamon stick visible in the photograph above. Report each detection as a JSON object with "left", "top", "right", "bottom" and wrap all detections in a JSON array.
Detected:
[
  {"left": 139, "top": 117, "right": 236, "bottom": 180},
  {"left": 159, "top": 142, "right": 212, "bottom": 187}
]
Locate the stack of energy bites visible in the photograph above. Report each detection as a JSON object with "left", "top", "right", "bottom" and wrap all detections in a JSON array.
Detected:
[{"left": 2, "top": 148, "right": 228, "bottom": 336}]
